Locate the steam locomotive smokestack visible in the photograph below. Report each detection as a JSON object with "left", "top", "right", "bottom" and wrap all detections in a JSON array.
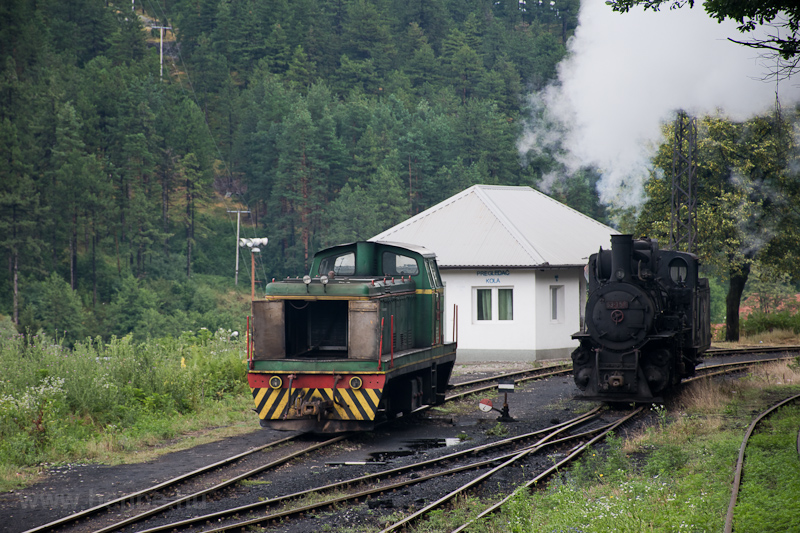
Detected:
[{"left": 611, "top": 234, "right": 633, "bottom": 281}]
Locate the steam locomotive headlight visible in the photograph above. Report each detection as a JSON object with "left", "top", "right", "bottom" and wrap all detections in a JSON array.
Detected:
[
  {"left": 349, "top": 376, "right": 363, "bottom": 390},
  {"left": 269, "top": 376, "right": 283, "bottom": 389},
  {"left": 320, "top": 275, "right": 329, "bottom": 285},
  {"left": 303, "top": 275, "right": 312, "bottom": 285}
]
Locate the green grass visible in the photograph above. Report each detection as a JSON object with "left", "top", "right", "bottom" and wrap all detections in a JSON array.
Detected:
[
  {"left": 734, "top": 405, "right": 800, "bottom": 533},
  {"left": 0, "top": 328, "right": 251, "bottom": 491}
]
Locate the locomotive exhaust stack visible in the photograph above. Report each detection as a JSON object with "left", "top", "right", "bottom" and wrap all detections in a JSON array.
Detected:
[{"left": 610, "top": 234, "right": 634, "bottom": 281}]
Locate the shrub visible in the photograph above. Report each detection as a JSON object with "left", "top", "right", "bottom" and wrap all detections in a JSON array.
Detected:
[
  {"left": 741, "top": 311, "right": 800, "bottom": 336},
  {"left": 0, "top": 328, "right": 246, "bottom": 468}
]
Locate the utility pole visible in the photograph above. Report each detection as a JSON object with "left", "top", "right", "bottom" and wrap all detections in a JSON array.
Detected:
[
  {"left": 228, "top": 210, "right": 251, "bottom": 285},
  {"left": 670, "top": 111, "right": 698, "bottom": 254},
  {"left": 239, "top": 238, "right": 269, "bottom": 299},
  {"left": 152, "top": 25, "right": 173, "bottom": 79}
]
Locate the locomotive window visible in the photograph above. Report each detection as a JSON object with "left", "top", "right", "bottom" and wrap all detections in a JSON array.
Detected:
[
  {"left": 431, "top": 261, "right": 443, "bottom": 287},
  {"left": 425, "top": 259, "right": 443, "bottom": 288},
  {"left": 382, "top": 252, "right": 419, "bottom": 276},
  {"left": 318, "top": 252, "right": 355, "bottom": 276},
  {"left": 669, "top": 258, "right": 688, "bottom": 284}
]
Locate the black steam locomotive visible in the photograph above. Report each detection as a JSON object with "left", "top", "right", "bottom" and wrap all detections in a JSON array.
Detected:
[{"left": 571, "top": 234, "right": 711, "bottom": 402}]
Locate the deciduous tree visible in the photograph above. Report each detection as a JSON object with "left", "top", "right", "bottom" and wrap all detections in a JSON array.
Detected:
[{"left": 607, "top": 0, "right": 800, "bottom": 77}]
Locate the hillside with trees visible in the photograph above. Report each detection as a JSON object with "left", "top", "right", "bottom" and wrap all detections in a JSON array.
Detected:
[{"left": 0, "top": 0, "right": 603, "bottom": 343}]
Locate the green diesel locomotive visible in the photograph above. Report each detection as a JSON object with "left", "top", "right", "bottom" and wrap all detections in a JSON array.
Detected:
[{"left": 247, "top": 241, "right": 457, "bottom": 433}]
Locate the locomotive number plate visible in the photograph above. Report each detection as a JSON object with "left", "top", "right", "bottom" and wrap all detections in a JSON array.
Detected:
[{"left": 605, "top": 301, "right": 629, "bottom": 309}]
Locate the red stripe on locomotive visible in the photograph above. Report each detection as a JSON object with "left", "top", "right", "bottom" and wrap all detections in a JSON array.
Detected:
[{"left": 248, "top": 373, "right": 386, "bottom": 389}]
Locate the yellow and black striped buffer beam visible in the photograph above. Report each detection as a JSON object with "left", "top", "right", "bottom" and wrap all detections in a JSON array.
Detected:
[{"left": 250, "top": 386, "right": 382, "bottom": 421}]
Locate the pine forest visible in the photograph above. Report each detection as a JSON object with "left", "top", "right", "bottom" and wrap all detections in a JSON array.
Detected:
[{"left": 0, "top": 0, "right": 599, "bottom": 344}]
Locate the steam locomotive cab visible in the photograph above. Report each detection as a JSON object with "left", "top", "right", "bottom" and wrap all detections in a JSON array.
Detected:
[{"left": 572, "top": 235, "right": 710, "bottom": 402}]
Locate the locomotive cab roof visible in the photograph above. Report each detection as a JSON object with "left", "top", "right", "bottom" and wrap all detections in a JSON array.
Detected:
[{"left": 264, "top": 241, "right": 443, "bottom": 298}]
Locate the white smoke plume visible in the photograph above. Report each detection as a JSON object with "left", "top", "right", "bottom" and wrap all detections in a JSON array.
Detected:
[{"left": 519, "top": 1, "right": 800, "bottom": 211}]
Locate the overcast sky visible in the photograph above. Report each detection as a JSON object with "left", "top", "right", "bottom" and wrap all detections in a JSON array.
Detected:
[{"left": 519, "top": 1, "right": 800, "bottom": 211}]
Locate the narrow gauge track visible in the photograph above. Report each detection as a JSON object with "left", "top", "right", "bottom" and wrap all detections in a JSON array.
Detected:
[
  {"left": 23, "top": 433, "right": 345, "bottom": 533},
  {"left": 23, "top": 363, "right": 569, "bottom": 533},
  {"left": 446, "top": 362, "right": 573, "bottom": 402},
  {"left": 384, "top": 408, "right": 644, "bottom": 533},
  {"left": 705, "top": 345, "right": 800, "bottom": 357},
  {"left": 723, "top": 393, "right": 800, "bottom": 533},
  {"left": 687, "top": 355, "right": 798, "bottom": 385},
  {"left": 106, "top": 407, "right": 622, "bottom": 533}
]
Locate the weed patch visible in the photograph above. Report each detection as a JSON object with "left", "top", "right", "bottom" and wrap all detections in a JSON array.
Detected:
[
  {"left": 0, "top": 329, "right": 249, "bottom": 490},
  {"left": 734, "top": 405, "right": 800, "bottom": 532}
]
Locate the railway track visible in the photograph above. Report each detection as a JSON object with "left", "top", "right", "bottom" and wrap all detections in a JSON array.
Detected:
[
  {"left": 19, "top": 366, "right": 568, "bottom": 532},
  {"left": 446, "top": 362, "right": 573, "bottom": 401},
  {"left": 723, "top": 393, "right": 800, "bottom": 533},
  {"left": 127, "top": 407, "right": 631, "bottom": 532},
  {"left": 23, "top": 363, "right": 573, "bottom": 533},
  {"left": 381, "top": 407, "right": 644, "bottom": 533},
  {"left": 687, "top": 355, "right": 798, "bottom": 385},
  {"left": 23, "top": 433, "right": 344, "bottom": 533},
  {"left": 704, "top": 345, "right": 800, "bottom": 357}
]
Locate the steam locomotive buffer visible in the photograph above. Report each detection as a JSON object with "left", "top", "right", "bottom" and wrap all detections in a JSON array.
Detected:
[
  {"left": 571, "top": 234, "right": 711, "bottom": 402},
  {"left": 247, "top": 241, "right": 456, "bottom": 433}
]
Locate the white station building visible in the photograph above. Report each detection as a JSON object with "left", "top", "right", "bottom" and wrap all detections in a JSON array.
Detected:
[{"left": 371, "top": 184, "right": 618, "bottom": 362}]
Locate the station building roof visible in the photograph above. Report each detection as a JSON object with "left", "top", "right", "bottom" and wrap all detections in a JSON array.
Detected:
[{"left": 370, "top": 184, "right": 618, "bottom": 269}]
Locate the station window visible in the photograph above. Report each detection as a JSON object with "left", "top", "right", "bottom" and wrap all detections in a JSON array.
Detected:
[
  {"left": 474, "top": 287, "right": 514, "bottom": 322},
  {"left": 550, "top": 285, "right": 564, "bottom": 323},
  {"left": 499, "top": 288, "right": 513, "bottom": 320},
  {"left": 477, "top": 289, "right": 492, "bottom": 320}
]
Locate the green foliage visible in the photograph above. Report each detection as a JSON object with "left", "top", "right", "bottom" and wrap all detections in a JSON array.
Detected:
[
  {"left": 0, "top": 0, "right": 589, "bottom": 340},
  {"left": 743, "top": 266, "right": 796, "bottom": 314},
  {"left": 485, "top": 422, "right": 509, "bottom": 437},
  {"left": 740, "top": 311, "right": 800, "bottom": 336},
  {"left": 636, "top": 112, "right": 800, "bottom": 340},
  {"left": 569, "top": 434, "right": 630, "bottom": 486},
  {"left": 0, "top": 329, "right": 247, "bottom": 467},
  {"left": 642, "top": 443, "right": 690, "bottom": 477},
  {"left": 708, "top": 275, "right": 727, "bottom": 323}
]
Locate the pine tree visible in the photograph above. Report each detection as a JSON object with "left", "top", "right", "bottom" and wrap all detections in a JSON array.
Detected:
[{"left": 0, "top": 117, "right": 42, "bottom": 324}]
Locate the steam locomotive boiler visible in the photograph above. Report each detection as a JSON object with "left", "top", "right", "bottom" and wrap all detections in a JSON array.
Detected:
[{"left": 571, "top": 234, "right": 711, "bottom": 402}]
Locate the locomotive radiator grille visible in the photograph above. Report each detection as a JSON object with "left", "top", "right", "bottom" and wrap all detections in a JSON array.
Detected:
[{"left": 251, "top": 386, "right": 382, "bottom": 421}]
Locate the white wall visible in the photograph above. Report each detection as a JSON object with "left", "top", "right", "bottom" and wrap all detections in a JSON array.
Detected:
[
  {"left": 533, "top": 269, "right": 583, "bottom": 353},
  {"left": 441, "top": 267, "right": 585, "bottom": 361}
]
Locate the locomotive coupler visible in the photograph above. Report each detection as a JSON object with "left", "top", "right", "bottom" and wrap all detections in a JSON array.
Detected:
[
  {"left": 608, "top": 372, "right": 625, "bottom": 388},
  {"left": 300, "top": 398, "right": 334, "bottom": 418}
]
